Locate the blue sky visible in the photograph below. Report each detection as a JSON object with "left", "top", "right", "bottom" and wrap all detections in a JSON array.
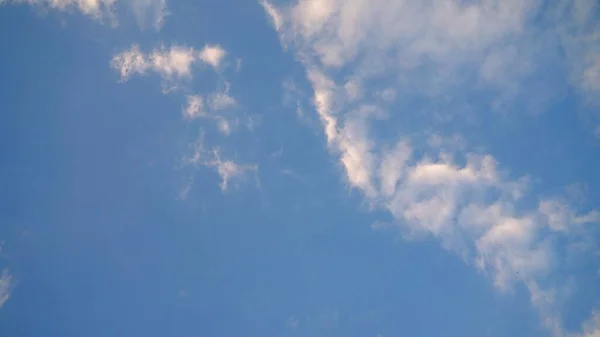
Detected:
[{"left": 1, "top": 0, "right": 600, "bottom": 336}]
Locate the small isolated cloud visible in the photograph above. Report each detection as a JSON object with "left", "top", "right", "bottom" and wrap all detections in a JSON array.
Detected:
[
  {"left": 111, "top": 44, "right": 198, "bottom": 83},
  {"left": 182, "top": 142, "right": 257, "bottom": 192},
  {"left": 0, "top": 269, "right": 14, "bottom": 309},
  {"left": 198, "top": 44, "right": 226, "bottom": 69}
]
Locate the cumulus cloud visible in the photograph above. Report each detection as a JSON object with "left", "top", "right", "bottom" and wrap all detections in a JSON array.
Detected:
[
  {"left": 263, "top": 0, "right": 600, "bottom": 335},
  {"left": 0, "top": 269, "right": 13, "bottom": 309},
  {"left": 198, "top": 45, "right": 227, "bottom": 69}
]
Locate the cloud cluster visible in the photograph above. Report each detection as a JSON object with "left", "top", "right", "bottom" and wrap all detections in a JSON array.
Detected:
[
  {"left": 111, "top": 42, "right": 256, "bottom": 193},
  {"left": 183, "top": 81, "right": 239, "bottom": 136},
  {"left": 263, "top": 0, "right": 600, "bottom": 335},
  {"left": 111, "top": 44, "right": 227, "bottom": 83}
]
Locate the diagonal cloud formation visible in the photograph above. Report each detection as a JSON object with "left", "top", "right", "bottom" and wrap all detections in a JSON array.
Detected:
[{"left": 262, "top": 0, "right": 600, "bottom": 336}]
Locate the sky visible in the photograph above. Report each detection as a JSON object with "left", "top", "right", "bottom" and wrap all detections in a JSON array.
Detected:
[{"left": 0, "top": 0, "right": 600, "bottom": 336}]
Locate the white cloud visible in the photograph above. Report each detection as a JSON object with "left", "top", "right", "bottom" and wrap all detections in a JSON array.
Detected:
[
  {"left": 112, "top": 41, "right": 245, "bottom": 196},
  {"left": 264, "top": 0, "right": 600, "bottom": 335},
  {"left": 198, "top": 44, "right": 226, "bottom": 69},
  {"left": 184, "top": 95, "right": 204, "bottom": 119},
  {"left": 539, "top": 198, "right": 600, "bottom": 232},
  {"left": 0, "top": 269, "right": 13, "bottom": 309},
  {"left": 266, "top": 0, "right": 599, "bottom": 117},
  {"left": 9, "top": 0, "right": 117, "bottom": 18},
  {"left": 111, "top": 44, "right": 199, "bottom": 82},
  {"left": 111, "top": 44, "right": 149, "bottom": 80},
  {"left": 149, "top": 45, "right": 197, "bottom": 79},
  {"left": 4, "top": 0, "right": 169, "bottom": 29}
]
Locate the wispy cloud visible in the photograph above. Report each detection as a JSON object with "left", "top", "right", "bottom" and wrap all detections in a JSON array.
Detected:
[
  {"left": 184, "top": 95, "right": 204, "bottom": 119},
  {"left": 183, "top": 84, "right": 240, "bottom": 136},
  {"left": 263, "top": 0, "right": 600, "bottom": 335},
  {"left": 112, "top": 43, "right": 236, "bottom": 92},
  {"left": 184, "top": 143, "right": 257, "bottom": 192},
  {"left": 7, "top": 0, "right": 116, "bottom": 18},
  {"left": 260, "top": 0, "right": 283, "bottom": 32},
  {"left": 128, "top": 0, "right": 169, "bottom": 30},
  {"left": 205, "top": 148, "right": 257, "bottom": 192},
  {"left": 112, "top": 41, "right": 250, "bottom": 194},
  {"left": 208, "top": 91, "right": 237, "bottom": 111},
  {"left": 0, "top": 269, "right": 13, "bottom": 309},
  {"left": 2, "top": 0, "right": 169, "bottom": 29}
]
